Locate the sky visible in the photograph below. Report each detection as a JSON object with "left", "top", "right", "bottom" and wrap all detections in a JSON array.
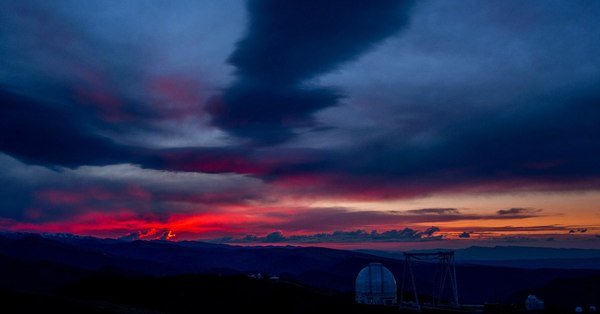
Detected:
[{"left": 1, "top": 0, "right": 599, "bottom": 249}]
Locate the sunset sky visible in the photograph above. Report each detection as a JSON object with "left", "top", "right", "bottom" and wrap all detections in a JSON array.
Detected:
[{"left": 1, "top": 0, "right": 599, "bottom": 249}]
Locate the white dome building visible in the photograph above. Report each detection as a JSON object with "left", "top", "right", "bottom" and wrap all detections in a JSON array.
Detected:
[
  {"left": 355, "top": 263, "right": 397, "bottom": 305},
  {"left": 525, "top": 294, "right": 544, "bottom": 311}
]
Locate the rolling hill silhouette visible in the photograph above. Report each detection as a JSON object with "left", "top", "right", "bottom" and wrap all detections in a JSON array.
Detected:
[{"left": 0, "top": 233, "right": 598, "bottom": 313}]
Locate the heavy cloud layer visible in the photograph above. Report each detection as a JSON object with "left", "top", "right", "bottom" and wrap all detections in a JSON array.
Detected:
[{"left": 1, "top": 1, "right": 599, "bottom": 240}]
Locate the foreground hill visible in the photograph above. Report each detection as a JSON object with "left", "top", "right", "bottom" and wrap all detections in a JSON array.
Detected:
[
  {"left": 1, "top": 274, "right": 400, "bottom": 314},
  {"left": 0, "top": 233, "right": 598, "bottom": 311}
]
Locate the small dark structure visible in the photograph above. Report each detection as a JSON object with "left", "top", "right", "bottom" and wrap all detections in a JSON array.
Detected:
[{"left": 400, "top": 251, "right": 460, "bottom": 312}]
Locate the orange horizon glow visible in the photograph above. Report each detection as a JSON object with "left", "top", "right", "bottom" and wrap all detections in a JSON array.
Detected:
[{"left": 1, "top": 183, "right": 598, "bottom": 249}]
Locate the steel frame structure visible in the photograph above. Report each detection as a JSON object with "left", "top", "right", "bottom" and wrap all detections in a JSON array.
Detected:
[{"left": 400, "top": 251, "right": 459, "bottom": 312}]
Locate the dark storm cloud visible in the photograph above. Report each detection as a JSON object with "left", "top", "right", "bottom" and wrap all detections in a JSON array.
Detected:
[
  {"left": 256, "top": 81, "right": 600, "bottom": 198},
  {"left": 0, "top": 1, "right": 222, "bottom": 168},
  {"left": 3, "top": 0, "right": 598, "bottom": 196},
  {"left": 233, "top": 0, "right": 600, "bottom": 197},
  {"left": 210, "top": 0, "right": 415, "bottom": 143},
  {"left": 1, "top": 0, "right": 599, "bottom": 238},
  {"left": 0, "top": 89, "right": 144, "bottom": 167},
  {"left": 0, "top": 154, "right": 263, "bottom": 223},
  {"left": 229, "top": 0, "right": 415, "bottom": 84},
  {"left": 432, "top": 85, "right": 600, "bottom": 181},
  {"left": 207, "top": 85, "right": 341, "bottom": 144}
]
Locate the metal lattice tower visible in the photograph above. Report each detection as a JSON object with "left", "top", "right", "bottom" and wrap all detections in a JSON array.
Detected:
[{"left": 400, "top": 251, "right": 459, "bottom": 312}]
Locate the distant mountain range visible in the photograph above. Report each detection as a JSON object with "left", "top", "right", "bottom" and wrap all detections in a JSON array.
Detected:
[
  {"left": 0, "top": 232, "right": 598, "bottom": 311},
  {"left": 356, "top": 246, "right": 600, "bottom": 269}
]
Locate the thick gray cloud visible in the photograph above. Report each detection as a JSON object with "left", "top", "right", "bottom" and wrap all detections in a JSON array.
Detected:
[
  {"left": 0, "top": 0, "right": 599, "bottom": 237},
  {"left": 210, "top": 0, "right": 415, "bottom": 144},
  {"left": 0, "top": 153, "right": 263, "bottom": 222},
  {"left": 0, "top": 0, "right": 242, "bottom": 165},
  {"left": 275, "top": 0, "right": 600, "bottom": 193}
]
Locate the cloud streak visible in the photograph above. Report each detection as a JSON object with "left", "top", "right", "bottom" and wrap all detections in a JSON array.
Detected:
[
  {"left": 497, "top": 208, "right": 542, "bottom": 216},
  {"left": 213, "top": 227, "right": 443, "bottom": 244},
  {"left": 229, "top": 207, "right": 547, "bottom": 235}
]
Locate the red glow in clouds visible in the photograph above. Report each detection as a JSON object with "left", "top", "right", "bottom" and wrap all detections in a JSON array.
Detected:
[{"left": 121, "top": 228, "right": 177, "bottom": 241}]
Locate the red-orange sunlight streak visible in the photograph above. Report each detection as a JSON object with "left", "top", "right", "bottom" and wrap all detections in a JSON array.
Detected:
[{"left": 0, "top": 209, "right": 288, "bottom": 239}]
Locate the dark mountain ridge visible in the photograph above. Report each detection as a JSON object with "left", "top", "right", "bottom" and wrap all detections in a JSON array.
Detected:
[
  {"left": 0, "top": 232, "right": 598, "bottom": 311},
  {"left": 357, "top": 245, "right": 600, "bottom": 269}
]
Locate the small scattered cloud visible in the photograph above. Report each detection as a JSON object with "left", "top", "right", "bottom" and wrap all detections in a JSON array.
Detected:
[
  {"left": 496, "top": 208, "right": 542, "bottom": 216},
  {"left": 405, "top": 208, "right": 460, "bottom": 215},
  {"left": 212, "top": 227, "right": 443, "bottom": 244},
  {"left": 458, "top": 231, "right": 471, "bottom": 238},
  {"left": 452, "top": 225, "right": 572, "bottom": 233},
  {"left": 422, "top": 226, "right": 440, "bottom": 237},
  {"left": 569, "top": 228, "right": 588, "bottom": 233},
  {"left": 264, "top": 231, "right": 285, "bottom": 242}
]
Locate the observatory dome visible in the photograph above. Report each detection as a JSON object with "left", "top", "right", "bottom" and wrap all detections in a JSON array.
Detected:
[
  {"left": 355, "top": 263, "right": 397, "bottom": 305},
  {"left": 525, "top": 294, "right": 544, "bottom": 311}
]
